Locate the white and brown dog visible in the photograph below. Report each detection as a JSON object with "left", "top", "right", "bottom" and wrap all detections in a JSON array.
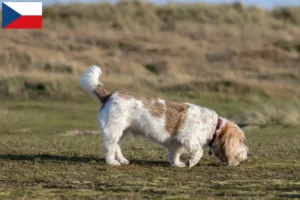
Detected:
[{"left": 79, "top": 66, "right": 250, "bottom": 168}]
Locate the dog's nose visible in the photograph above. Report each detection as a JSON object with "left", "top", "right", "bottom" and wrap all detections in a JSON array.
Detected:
[{"left": 247, "top": 152, "right": 251, "bottom": 156}]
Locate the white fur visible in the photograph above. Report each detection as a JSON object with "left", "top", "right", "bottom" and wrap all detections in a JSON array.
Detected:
[
  {"left": 96, "top": 94, "right": 221, "bottom": 168},
  {"left": 79, "top": 66, "right": 248, "bottom": 168},
  {"left": 79, "top": 66, "right": 103, "bottom": 97}
]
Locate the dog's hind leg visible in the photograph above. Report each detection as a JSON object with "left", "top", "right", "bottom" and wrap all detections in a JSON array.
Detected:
[
  {"left": 98, "top": 100, "right": 131, "bottom": 166},
  {"left": 102, "top": 129, "right": 130, "bottom": 166},
  {"left": 102, "top": 132, "right": 121, "bottom": 166},
  {"left": 115, "top": 144, "right": 129, "bottom": 165},
  {"left": 100, "top": 120, "right": 126, "bottom": 166},
  {"left": 115, "top": 133, "right": 129, "bottom": 165}
]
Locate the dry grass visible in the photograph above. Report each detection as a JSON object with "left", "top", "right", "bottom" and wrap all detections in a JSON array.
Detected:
[{"left": 0, "top": 1, "right": 300, "bottom": 101}]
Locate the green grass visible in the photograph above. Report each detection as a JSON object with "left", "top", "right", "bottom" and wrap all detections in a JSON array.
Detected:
[{"left": 0, "top": 99, "right": 299, "bottom": 199}]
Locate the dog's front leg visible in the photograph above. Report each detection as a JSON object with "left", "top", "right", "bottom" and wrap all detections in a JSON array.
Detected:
[
  {"left": 168, "top": 150, "right": 186, "bottom": 168},
  {"left": 168, "top": 141, "right": 186, "bottom": 167},
  {"left": 187, "top": 145, "right": 203, "bottom": 168}
]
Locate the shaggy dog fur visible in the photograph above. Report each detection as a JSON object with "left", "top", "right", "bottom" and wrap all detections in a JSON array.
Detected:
[{"left": 79, "top": 66, "right": 250, "bottom": 168}]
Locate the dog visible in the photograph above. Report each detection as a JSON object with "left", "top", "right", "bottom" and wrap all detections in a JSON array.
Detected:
[{"left": 79, "top": 66, "right": 250, "bottom": 168}]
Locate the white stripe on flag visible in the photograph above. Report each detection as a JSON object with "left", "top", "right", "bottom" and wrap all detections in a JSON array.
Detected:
[{"left": 3, "top": 2, "right": 42, "bottom": 16}]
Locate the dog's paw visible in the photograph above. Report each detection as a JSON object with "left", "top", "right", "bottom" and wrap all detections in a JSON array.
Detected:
[
  {"left": 119, "top": 158, "right": 130, "bottom": 165},
  {"left": 107, "top": 160, "right": 121, "bottom": 166},
  {"left": 187, "top": 160, "right": 198, "bottom": 169},
  {"left": 171, "top": 162, "right": 186, "bottom": 168}
]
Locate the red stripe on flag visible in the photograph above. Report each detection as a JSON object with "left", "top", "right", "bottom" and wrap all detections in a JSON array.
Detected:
[{"left": 4, "top": 16, "right": 42, "bottom": 29}]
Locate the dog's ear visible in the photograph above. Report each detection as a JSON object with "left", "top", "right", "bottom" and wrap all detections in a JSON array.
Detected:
[{"left": 219, "top": 122, "right": 242, "bottom": 166}]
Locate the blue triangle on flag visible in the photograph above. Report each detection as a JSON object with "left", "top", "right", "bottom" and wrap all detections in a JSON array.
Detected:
[{"left": 2, "top": 2, "right": 22, "bottom": 28}]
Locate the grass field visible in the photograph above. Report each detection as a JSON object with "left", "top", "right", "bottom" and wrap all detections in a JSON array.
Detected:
[
  {"left": 0, "top": 99, "right": 299, "bottom": 199},
  {"left": 1, "top": 1, "right": 300, "bottom": 199}
]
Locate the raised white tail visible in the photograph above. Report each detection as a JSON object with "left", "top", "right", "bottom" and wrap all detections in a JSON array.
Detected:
[
  {"left": 79, "top": 66, "right": 112, "bottom": 103},
  {"left": 79, "top": 66, "right": 103, "bottom": 95}
]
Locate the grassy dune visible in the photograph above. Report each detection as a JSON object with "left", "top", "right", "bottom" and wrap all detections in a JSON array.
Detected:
[
  {"left": 0, "top": 1, "right": 300, "bottom": 101},
  {"left": 0, "top": 1, "right": 300, "bottom": 199}
]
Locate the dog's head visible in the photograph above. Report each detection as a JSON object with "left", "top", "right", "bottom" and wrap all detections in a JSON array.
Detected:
[{"left": 210, "top": 121, "right": 249, "bottom": 166}]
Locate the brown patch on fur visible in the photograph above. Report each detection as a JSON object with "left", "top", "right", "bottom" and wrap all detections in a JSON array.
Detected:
[
  {"left": 93, "top": 86, "right": 112, "bottom": 104},
  {"left": 165, "top": 101, "right": 189, "bottom": 135},
  {"left": 118, "top": 93, "right": 189, "bottom": 135},
  {"left": 119, "top": 92, "right": 152, "bottom": 106},
  {"left": 218, "top": 122, "right": 244, "bottom": 166},
  {"left": 119, "top": 92, "right": 165, "bottom": 117},
  {"left": 149, "top": 101, "right": 165, "bottom": 117}
]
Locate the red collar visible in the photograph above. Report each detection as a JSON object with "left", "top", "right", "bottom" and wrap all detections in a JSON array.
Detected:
[{"left": 209, "top": 117, "right": 222, "bottom": 147}]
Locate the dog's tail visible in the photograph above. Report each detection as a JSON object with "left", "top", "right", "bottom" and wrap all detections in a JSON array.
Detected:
[{"left": 79, "top": 66, "right": 112, "bottom": 103}]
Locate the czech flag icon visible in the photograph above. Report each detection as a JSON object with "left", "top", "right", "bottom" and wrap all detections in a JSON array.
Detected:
[{"left": 2, "top": 2, "right": 42, "bottom": 29}]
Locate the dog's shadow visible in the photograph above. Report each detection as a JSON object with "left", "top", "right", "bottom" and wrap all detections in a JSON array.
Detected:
[
  {"left": 0, "top": 154, "right": 105, "bottom": 163},
  {"left": 0, "top": 154, "right": 221, "bottom": 167},
  {"left": 0, "top": 154, "right": 170, "bottom": 167}
]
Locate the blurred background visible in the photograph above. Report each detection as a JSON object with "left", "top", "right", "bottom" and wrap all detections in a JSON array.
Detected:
[
  {"left": 1, "top": 0, "right": 300, "bottom": 126},
  {"left": 2, "top": 0, "right": 300, "bottom": 9}
]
